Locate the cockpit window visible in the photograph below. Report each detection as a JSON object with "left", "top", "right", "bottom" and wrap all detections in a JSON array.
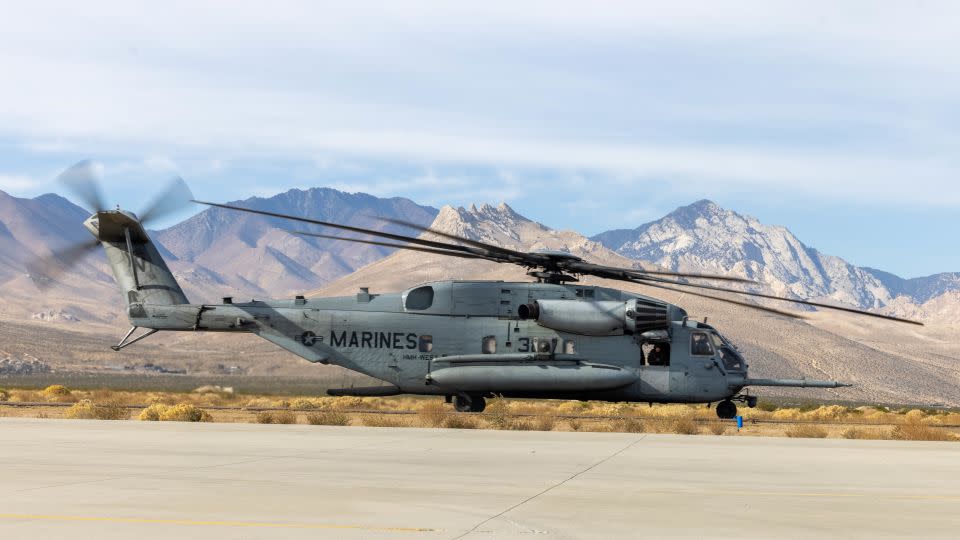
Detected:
[
  {"left": 718, "top": 347, "right": 744, "bottom": 371},
  {"left": 404, "top": 286, "right": 434, "bottom": 310},
  {"left": 690, "top": 332, "right": 714, "bottom": 356}
]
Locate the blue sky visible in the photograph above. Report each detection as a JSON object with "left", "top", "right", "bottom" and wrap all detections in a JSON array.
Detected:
[{"left": 0, "top": 2, "right": 957, "bottom": 278}]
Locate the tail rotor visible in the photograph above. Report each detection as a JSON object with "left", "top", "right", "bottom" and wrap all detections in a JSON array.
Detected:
[{"left": 27, "top": 160, "right": 196, "bottom": 289}]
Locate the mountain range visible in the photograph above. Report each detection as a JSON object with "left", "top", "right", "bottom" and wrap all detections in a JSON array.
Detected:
[
  {"left": 0, "top": 186, "right": 957, "bottom": 405},
  {"left": 592, "top": 200, "right": 960, "bottom": 317}
]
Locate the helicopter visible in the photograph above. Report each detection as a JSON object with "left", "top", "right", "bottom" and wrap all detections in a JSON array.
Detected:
[{"left": 33, "top": 161, "right": 922, "bottom": 418}]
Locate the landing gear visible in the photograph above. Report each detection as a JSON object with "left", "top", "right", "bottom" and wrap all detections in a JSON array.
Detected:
[
  {"left": 716, "top": 400, "right": 737, "bottom": 419},
  {"left": 746, "top": 396, "right": 758, "bottom": 408},
  {"left": 453, "top": 393, "right": 486, "bottom": 413}
]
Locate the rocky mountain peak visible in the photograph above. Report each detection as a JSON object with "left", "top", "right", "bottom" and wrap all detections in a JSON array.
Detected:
[{"left": 592, "top": 200, "right": 960, "bottom": 312}]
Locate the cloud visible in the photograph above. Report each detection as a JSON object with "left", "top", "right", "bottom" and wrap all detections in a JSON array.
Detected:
[
  {"left": 0, "top": 173, "right": 41, "bottom": 191},
  {"left": 0, "top": 1, "right": 957, "bottom": 210}
]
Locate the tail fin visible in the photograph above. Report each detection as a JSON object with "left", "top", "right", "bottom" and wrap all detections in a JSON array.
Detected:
[{"left": 85, "top": 209, "right": 188, "bottom": 317}]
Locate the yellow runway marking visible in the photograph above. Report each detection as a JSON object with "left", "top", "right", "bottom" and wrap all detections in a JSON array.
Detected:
[
  {"left": 646, "top": 489, "right": 960, "bottom": 502},
  {"left": 0, "top": 514, "right": 436, "bottom": 533}
]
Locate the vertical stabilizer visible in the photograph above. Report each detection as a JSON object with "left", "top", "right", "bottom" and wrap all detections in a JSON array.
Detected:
[{"left": 85, "top": 210, "right": 188, "bottom": 317}]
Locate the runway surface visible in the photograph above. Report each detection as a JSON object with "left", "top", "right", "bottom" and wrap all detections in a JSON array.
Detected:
[{"left": 1, "top": 418, "right": 958, "bottom": 539}]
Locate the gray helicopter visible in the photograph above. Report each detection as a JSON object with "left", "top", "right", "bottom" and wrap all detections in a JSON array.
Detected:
[{"left": 35, "top": 162, "right": 921, "bottom": 418}]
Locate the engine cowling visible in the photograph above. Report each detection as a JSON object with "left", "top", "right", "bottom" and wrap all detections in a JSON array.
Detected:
[{"left": 517, "top": 298, "right": 669, "bottom": 336}]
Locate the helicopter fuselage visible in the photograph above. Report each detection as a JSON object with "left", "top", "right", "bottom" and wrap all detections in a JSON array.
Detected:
[{"left": 130, "top": 280, "right": 754, "bottom": 405}]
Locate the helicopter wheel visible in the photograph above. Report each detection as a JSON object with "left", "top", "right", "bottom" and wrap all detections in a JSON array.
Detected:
[
  {"left": 453, "top": 393, "right": 486, "bottom": 413},
  {"left": 716, "top": 400, "right": 737, "bottom": 419}
]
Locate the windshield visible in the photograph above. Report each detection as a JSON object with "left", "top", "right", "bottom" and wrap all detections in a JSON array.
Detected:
[{"left": 711, "top": 333, "right": 745, "bottom": 371}]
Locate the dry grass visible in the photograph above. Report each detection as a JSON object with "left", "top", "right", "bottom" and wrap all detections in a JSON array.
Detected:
[
  {"left": 416, "top": 402, "right": 448, "bottom": 428},
  {"left": 670, "top": 417, "right": 700, "bottom": 435},
  {"left": 532, "top": 413, "right": 557, "bottom": 432},
  {"left": 891, "top": 421, "right": 956, "bottom": 442},
  {"left": 361, "top": 414, "right": 408, "bottom": 428},
  {"left": 842, "top": 427, "right": 888, "bottom": 440},
  {"left": 0, "top": 389, "right": 9, "bottom": 401},
  {"left": 443, "top": 415, "right": 479, "bottom": 429},
  {"left": 64, "top": 399, "right": 127, "bottom": 420},
  {"left": 255, "top": 410, "right": 297, "bottom": 424},
  {"left": 305, "top": 411, "right": 350, "bottom": 426},
  {"left": 785, "top": 424, "right": 829, "bottom": 438},
  {"left": 614, "top": 417, "right": 647, "bottom": 433},
  {"left": 707, "top": 422, "right": 728, "bottom": 436}
]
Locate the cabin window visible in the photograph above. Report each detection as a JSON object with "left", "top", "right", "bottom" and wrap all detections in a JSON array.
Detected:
[
  {"left": 690, "top": 332, "right": 714, "bottom": 356},
  {"left": 419, "top": 335, "right": 433, "bottom": 352},
  {"left": 482, "top": 335, "right": 497, "bottom": 354},
  {"left": 405, "top": 286, "right": 434, "bottom": 310},
  {"left": 563, "top": 340, "right": 576, "bottom": 355},
  {"left": 644, "top": 342, "right": 670, "bottom": 366}
]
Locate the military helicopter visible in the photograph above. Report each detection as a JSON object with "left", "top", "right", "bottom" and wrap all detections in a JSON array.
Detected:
[{"left": 34, "top": 161, "right": 922, "bottom": 418}]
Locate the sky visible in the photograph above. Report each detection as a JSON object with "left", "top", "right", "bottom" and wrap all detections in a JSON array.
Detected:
[{"left": 0, "top": 1, "right": 957, "bottom": 278}]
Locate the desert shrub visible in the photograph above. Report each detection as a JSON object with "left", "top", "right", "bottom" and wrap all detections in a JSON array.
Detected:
[
  {"left": 508, "top": 419, "right": 535, "bottom": 431},
  {"left": 567, "top": 419, "right": 582, "bottom": 431},
  {"left": 485, "top": 399, "right": 511, "bottom": 430},
  {"left": 615, "top": 417, "right": 646, "bottom": 434},
  {"left": 139, "top": 403, "right": 166, "bottom": 421},
  {"left": 533, "top": 413, "right": 557, "bottom": 432},
  {"left": 305, "top": 411, "right": 350, "bottom": 426},
  {"left": 708, "top": 422, "right": 727, "bottom": 436},
  {"left": 842, "top": 427, "right": 887, "bottom": 440},
  {"left": 443, "top": 415, "right": 479, "bottom": 429},
  {"left": 361, "top": 414, "right": 407, "bottom": 427},
  {"left": 891, "top": 422, "right": 955, "bottom": 442},
  {"left": 329, "top": 396, "right": 365, "bottom": 410},
  {"left": 65, "top": 399, "right": 127, "bottom": 420},
  {"left": 416, "top": 402, "right": 448, "bottom": 428},
  {"left": 42, "top": 384, "right": 76, "bottom": 402},
  {"left": 670, "top": 417, "right": 700, "bottom": 435},
  {"left": 290, "top": 398, "right": 320, "bottom": 410},
  {"left": 273, "top": 410, "right": 297, "bottom": 424},
  {"left": 0, "top": 389, "right": 8, "bottom": 401},
  {"left": 772, "top": 408, "right": 802, "bottom": 421},
  {"left": 804, "top": 405, "right": 848, "bottom": 421},
  {"left": 140, "top": 403, "right": 210, "bottom": 422},
  {"left": 756, "top": 400, "right": 778, "bottom": 412},
  {"left": 785, "top": 424, "right": 828, "bottom": 438},
  {"left": 255, "top": 411, "right": 275, "bottom": 424}
]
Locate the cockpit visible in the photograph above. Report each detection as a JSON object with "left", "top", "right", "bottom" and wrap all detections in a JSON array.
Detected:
[{"left": 689, "top": 330, "right": 745, "bottom": 372}]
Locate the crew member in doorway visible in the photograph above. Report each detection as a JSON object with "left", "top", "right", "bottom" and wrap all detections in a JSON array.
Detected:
[{"left": 647, "top": 343, "right": 669, "bottom": 366}]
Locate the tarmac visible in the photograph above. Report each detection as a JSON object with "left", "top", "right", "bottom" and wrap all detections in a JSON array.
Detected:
[{"left": 1, "top": 418, "right": 958, "bottom": 539}]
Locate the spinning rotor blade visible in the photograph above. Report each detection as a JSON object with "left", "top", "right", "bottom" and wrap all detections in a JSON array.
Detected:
[
  {"left": 380, "top": 216, "right": 754, "bottom": 283},
  {"left": 637, "top": 276, "right": 924, "bottom": 326},
  {"left": 376, "top": 216, "right": 535, "bottom": 262},
  {"left": 57, "top": 160, "right": 106, "bottom": 213},
  {"left": 291, "top": 231, "right": 488, "bottom": 260},
  {"left": 564, "top": 260, "right": 754, "bottom": 284},
  {"left": 636, "top": 280, "right": 807, "bottom": 319},
  {"left": 138, "top": 176, "right": 195, "bottom": 226},
  {"left": 192, "top": 201, "right": 509, "bottom": 261},
  {"left": 26, "top": 239, "right": 101, "bottom": 289}
]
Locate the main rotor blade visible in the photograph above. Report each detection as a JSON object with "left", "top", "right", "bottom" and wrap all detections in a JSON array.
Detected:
[
  {"left": 640, "top": 276, "right": 924, "bottom": 326},
  {"left": 565, "top": 260, "right": 754, "bottom": 284},
  {"left": 291, "top": 231, "right": 488, "bottom": 260},
  {"left": 57, "top": 160, "right": 106, "bottom": 213},
  {"left": 25, "top": 239, "right": 101, "bottom": 289},
  {"left": 139, "top": 176, "right": 196, "bottom": 226},
  {"left": 193, "top": 200, "right": 506, "bottom": 262},
  {"left": 376, "top": 216, "right": 537, "bottom": 263},
  {"left": 635, "top": 280, "right": 807, "bottom": 320}
]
